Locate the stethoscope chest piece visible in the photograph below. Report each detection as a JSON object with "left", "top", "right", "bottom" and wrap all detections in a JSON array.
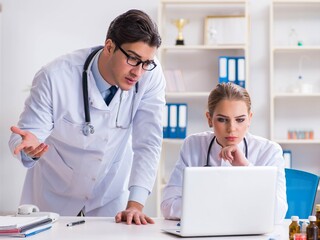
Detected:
[{"left": 83, "top": 123, "right": 95, "bottom": 136}]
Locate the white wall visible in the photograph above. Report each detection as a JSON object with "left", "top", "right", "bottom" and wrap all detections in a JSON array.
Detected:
[
  {"left": 0, "top": 0, "right": 278, "bottom": 216},
  {"left": 0, "top": 0, "right": 158, "bottom": 214}
]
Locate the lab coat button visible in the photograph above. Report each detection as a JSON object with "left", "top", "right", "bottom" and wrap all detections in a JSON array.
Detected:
[{"left": 92, "top": 177, "right": 96, "bottom": 181}]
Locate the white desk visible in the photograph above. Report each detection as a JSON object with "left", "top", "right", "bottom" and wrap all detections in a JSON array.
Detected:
[{"left": 1, "top": 217, "right": 290, "bottom": 239}]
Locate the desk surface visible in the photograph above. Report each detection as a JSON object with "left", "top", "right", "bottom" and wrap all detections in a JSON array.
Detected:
[{"left": 1, "top": 217, "right": 290, "bottom": 239}]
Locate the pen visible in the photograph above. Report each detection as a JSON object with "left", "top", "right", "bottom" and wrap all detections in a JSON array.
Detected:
[{"left": 66, "top": 220, "right": 85, "bottom": 227}]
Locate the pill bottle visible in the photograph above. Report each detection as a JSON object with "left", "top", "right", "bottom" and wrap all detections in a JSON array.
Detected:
[
  {"left": 301, "top": 220, "right": 308, "bottom": 234},
  {"left": 289, "top": 216, "right": 300, "bottom": 240},
  {"left": 316, "top": 204, "right": 320, "bottom": 239},
  {"left": 306, "top": 216, "right": 318, "bottom": 240}
]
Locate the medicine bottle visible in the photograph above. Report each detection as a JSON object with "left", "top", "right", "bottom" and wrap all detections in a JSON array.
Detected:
[
  {"left": 306, "top": 216, "right": 318, "bottom": 240},
  {"left": 301, "top": 221, "right": 308, "bottom": 234},
  {"left": 289, "top": 216, "right": 300, "bottom": 240},
  {"left": 316, "top": 204, "right": 320, "bottom": 239}
]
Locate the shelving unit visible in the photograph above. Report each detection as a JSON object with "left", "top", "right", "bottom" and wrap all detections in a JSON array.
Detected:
[
  {"left": 269, "top": 0, "right": 320, "bottom": 177},
  {"left": 149, "top": 0, "right": 250, "bottom": 217}
]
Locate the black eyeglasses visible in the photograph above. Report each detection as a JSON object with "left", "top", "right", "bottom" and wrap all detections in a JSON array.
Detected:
[{"left": 116, "top": 44, "right": 157, "bottom": 71}]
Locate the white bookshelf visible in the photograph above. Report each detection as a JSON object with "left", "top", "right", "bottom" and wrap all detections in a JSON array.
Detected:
[
  {"left": 269, "top": 0, "right": 320, "bottom": 177},
  {"left": 150, "top": 0, "right": 250, "bottom": 217}
]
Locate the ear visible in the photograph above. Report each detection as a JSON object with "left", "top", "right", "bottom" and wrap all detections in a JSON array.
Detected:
[
  {"left": 104, "top": 39, "right": 114, "bottom": 53},
  {"left": 247, "top": 111, "right": 253, "bottom": 128},
  {"left": 206, "top": 112, "right": 213, "bottom": 128}
]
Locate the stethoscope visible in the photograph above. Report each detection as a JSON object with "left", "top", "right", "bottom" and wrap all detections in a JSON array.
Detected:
[
  {"left": 82, "top": 46, "right": 138, "bottom": 136},
  {"left": 205, "top": 136, "right": 248, "bottom": 167}
]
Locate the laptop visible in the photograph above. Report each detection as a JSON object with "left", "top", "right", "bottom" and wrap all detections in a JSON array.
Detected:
[{"left": 162, "top": 166, "right": 277, "bottom": 237}]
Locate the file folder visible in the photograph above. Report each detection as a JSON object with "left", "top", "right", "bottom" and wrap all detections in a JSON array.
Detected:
[
  {"left": 236, "top": 57, "right": 245, "bottom": 88},
  {"left": 177, "top": 104, "right": 187, "bottom": 139},
  {"left": 227, "top": 58, "right": 236, "bottom": 83},
  {"left": 218, "top": 56, "right": 228, "bottom": 83},
  {"left": 163, "top": 104, "right": 169, "bottom": 138},
  {"left": 168, "top": 104, "right": 178, "bottom": 138},
  {"left": 283, "top": 150, "right": 292, "bottom": 168}
]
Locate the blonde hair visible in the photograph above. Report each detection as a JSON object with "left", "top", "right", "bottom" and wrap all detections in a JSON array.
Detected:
[{"left": 208, "top": 83, "right": 251, "bottom": 116}]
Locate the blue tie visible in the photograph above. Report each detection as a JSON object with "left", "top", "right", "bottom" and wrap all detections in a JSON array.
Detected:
[{"left": 105, "top": 86, "right": 118, "bottom": 106}]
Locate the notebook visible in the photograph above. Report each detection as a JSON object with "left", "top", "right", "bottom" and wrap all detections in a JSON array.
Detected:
[{"left": 162, "top": 166, "right": 277, "bottom": 237}]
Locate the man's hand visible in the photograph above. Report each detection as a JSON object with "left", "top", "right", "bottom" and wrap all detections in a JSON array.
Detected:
[
  {"left": 115, "top": 201, "right": 154, "bottom": 225},
  {"left": 11, "top": 126, "right": 49, "bottom": 158}
]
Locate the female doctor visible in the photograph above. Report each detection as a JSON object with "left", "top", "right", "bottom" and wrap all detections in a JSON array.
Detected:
[
  {"left": 9, "top": 9, "right": 165, "bottom": 225},
  {"left": 161, "top": 83, "right": 288, "bottom": 224}
]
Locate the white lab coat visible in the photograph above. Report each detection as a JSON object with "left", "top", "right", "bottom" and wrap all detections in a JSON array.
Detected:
[
  {"left": 161, "top": 131, "right": 288, "bottom": 224},
  {"left": 9, "top": 47, "right": 166, "bottom": 216}
]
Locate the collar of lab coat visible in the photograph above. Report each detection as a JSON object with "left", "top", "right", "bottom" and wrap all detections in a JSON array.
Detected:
[{"left": 86, "top": 70, "right": 130, "bottom": 110}]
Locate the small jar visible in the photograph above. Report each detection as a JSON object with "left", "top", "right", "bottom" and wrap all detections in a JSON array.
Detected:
[
  {"left": 306, "top": 216, "right": 319, "bottom": 240},
  {"left": 289, "top": 216, "right": 300, "bottom": 240},
  {"left": 315, "top": 204, "right": 320, "bottom": 239}
]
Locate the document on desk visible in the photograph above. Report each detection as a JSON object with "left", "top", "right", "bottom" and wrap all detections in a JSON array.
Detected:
[{"left": 0, "top": 216, "right": 52, "bottom": 237}]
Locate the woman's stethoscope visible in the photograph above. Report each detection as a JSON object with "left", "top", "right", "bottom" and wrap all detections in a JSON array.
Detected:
[
  {"left": 82, "top": 46, "right": 138, "bottom": 136},
  {"left": 205, "top": 136, "right": 248, "bottom": 167}
]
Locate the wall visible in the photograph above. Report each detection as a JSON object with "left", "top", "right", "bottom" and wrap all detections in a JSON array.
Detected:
[
  {"left": 1, "top": 0, "right": 304, "bottom": 216},
  {"left": 0, "top": 0, "right": 158, "bottom": 215}
]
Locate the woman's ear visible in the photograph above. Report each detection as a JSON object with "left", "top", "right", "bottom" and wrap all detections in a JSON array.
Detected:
[
  {"left": 248, "top": 111, "right": 253, "bottom": 128},
  {"left": 206, "top": 112, "right": 213, "bottom": 128}
]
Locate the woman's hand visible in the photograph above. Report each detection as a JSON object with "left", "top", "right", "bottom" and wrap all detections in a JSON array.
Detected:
[{"left": 219, "top": 145, "right": 249, "bottom": 166}]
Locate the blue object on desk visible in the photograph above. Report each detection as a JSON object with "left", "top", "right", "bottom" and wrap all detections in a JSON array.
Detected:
[{"left": 285, "top": 168, "right": 319, "bottom": 219}]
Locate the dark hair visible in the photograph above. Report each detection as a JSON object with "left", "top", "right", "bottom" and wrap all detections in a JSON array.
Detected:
[
  {"left": 106, "top": 9, "right": 161, "bottom": 48},
  {"left": 208, "top": 83, "right": 251, "bottom": 116}
]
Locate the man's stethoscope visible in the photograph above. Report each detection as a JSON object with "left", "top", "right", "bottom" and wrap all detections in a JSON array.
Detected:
[
  {"left": 205, "top": 136, "right": 248, "bottom": 167},
  {"left": 82, "top": 46, "right": 138, "bottom": 136}
]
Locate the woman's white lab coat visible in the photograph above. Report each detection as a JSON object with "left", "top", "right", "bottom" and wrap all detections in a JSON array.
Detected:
[
  {"left": 161, "top": 131, "right": 288, "bottom": 224},
  {"left": 9, "top": 47, "right": 166, "bottom": 216}
]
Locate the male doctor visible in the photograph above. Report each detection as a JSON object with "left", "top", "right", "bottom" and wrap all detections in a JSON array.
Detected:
[{"left": 9, "top": 9, "right": 165, "bottom": 225}]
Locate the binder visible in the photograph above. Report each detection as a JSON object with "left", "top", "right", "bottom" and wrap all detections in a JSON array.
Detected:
[
  {"left": 227, "top": 58, "right": 236, "bottom": 83},
  {"left": 236, "top": 57, "right": 245, "bottom": 88},
  {"left": 177, "top": 104, "right": 187, "bottom": 139},
  {"left": 162, "top": 104, "right": 169, "bottom": 138},
  {"left": 218, "top": 56, "right": 228, "bottom": 83},
  {"left": 168, "top": 104, "right": 178, "bottom": 138},
  {"left": 283, "top": 150, "right": 292, "bottom": 168}
]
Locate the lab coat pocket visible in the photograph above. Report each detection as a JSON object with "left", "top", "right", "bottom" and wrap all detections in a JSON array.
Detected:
[
  {"left": 52, "top": 116, "right": 88, "bottom": 148},
  {"left": 40, "top": 146, "right": 74, "bottom": 194}
]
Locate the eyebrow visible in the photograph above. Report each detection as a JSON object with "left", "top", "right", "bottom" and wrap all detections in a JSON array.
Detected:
[
  {"left": 127, "top": 49, "right": 142, "bottom": 58},
  {"left": 127, "top": 49, "right": 155, "bottom": 62},
  {"left": 216, "top": 114, "right": 247, "bottom": 118}
]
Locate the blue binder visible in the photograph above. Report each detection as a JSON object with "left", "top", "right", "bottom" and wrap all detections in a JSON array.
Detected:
[
  {"left": 163, "top": 104, "right": 169, "bottom": 138},
  {"left": 168, "top": 104, "right": 178, "bottom": 138},
  {"left": 177, "top": 104, "right": 187, "bottom": 139},
  {"left": 227, "top": 58, "right": 236, "bottom": 84},
  {"left": 236, "top": 57, "right": 245, "bottom": 88},
  {"left": 218, "top": 56, "right": 228, "bottom": 83},
  {"left": 283, "top": 150, "right": 292, "bottom": 168}
]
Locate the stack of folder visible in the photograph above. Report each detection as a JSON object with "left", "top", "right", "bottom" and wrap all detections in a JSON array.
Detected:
[
  {"left": 163, "top": 103, "right": 187, "bottom": 139},
  {"left": 218, "top": 56, "right": 245, "bottom": 88},
  {"left": 0, "top": 216, "right": 52, "bottom": 237}
]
